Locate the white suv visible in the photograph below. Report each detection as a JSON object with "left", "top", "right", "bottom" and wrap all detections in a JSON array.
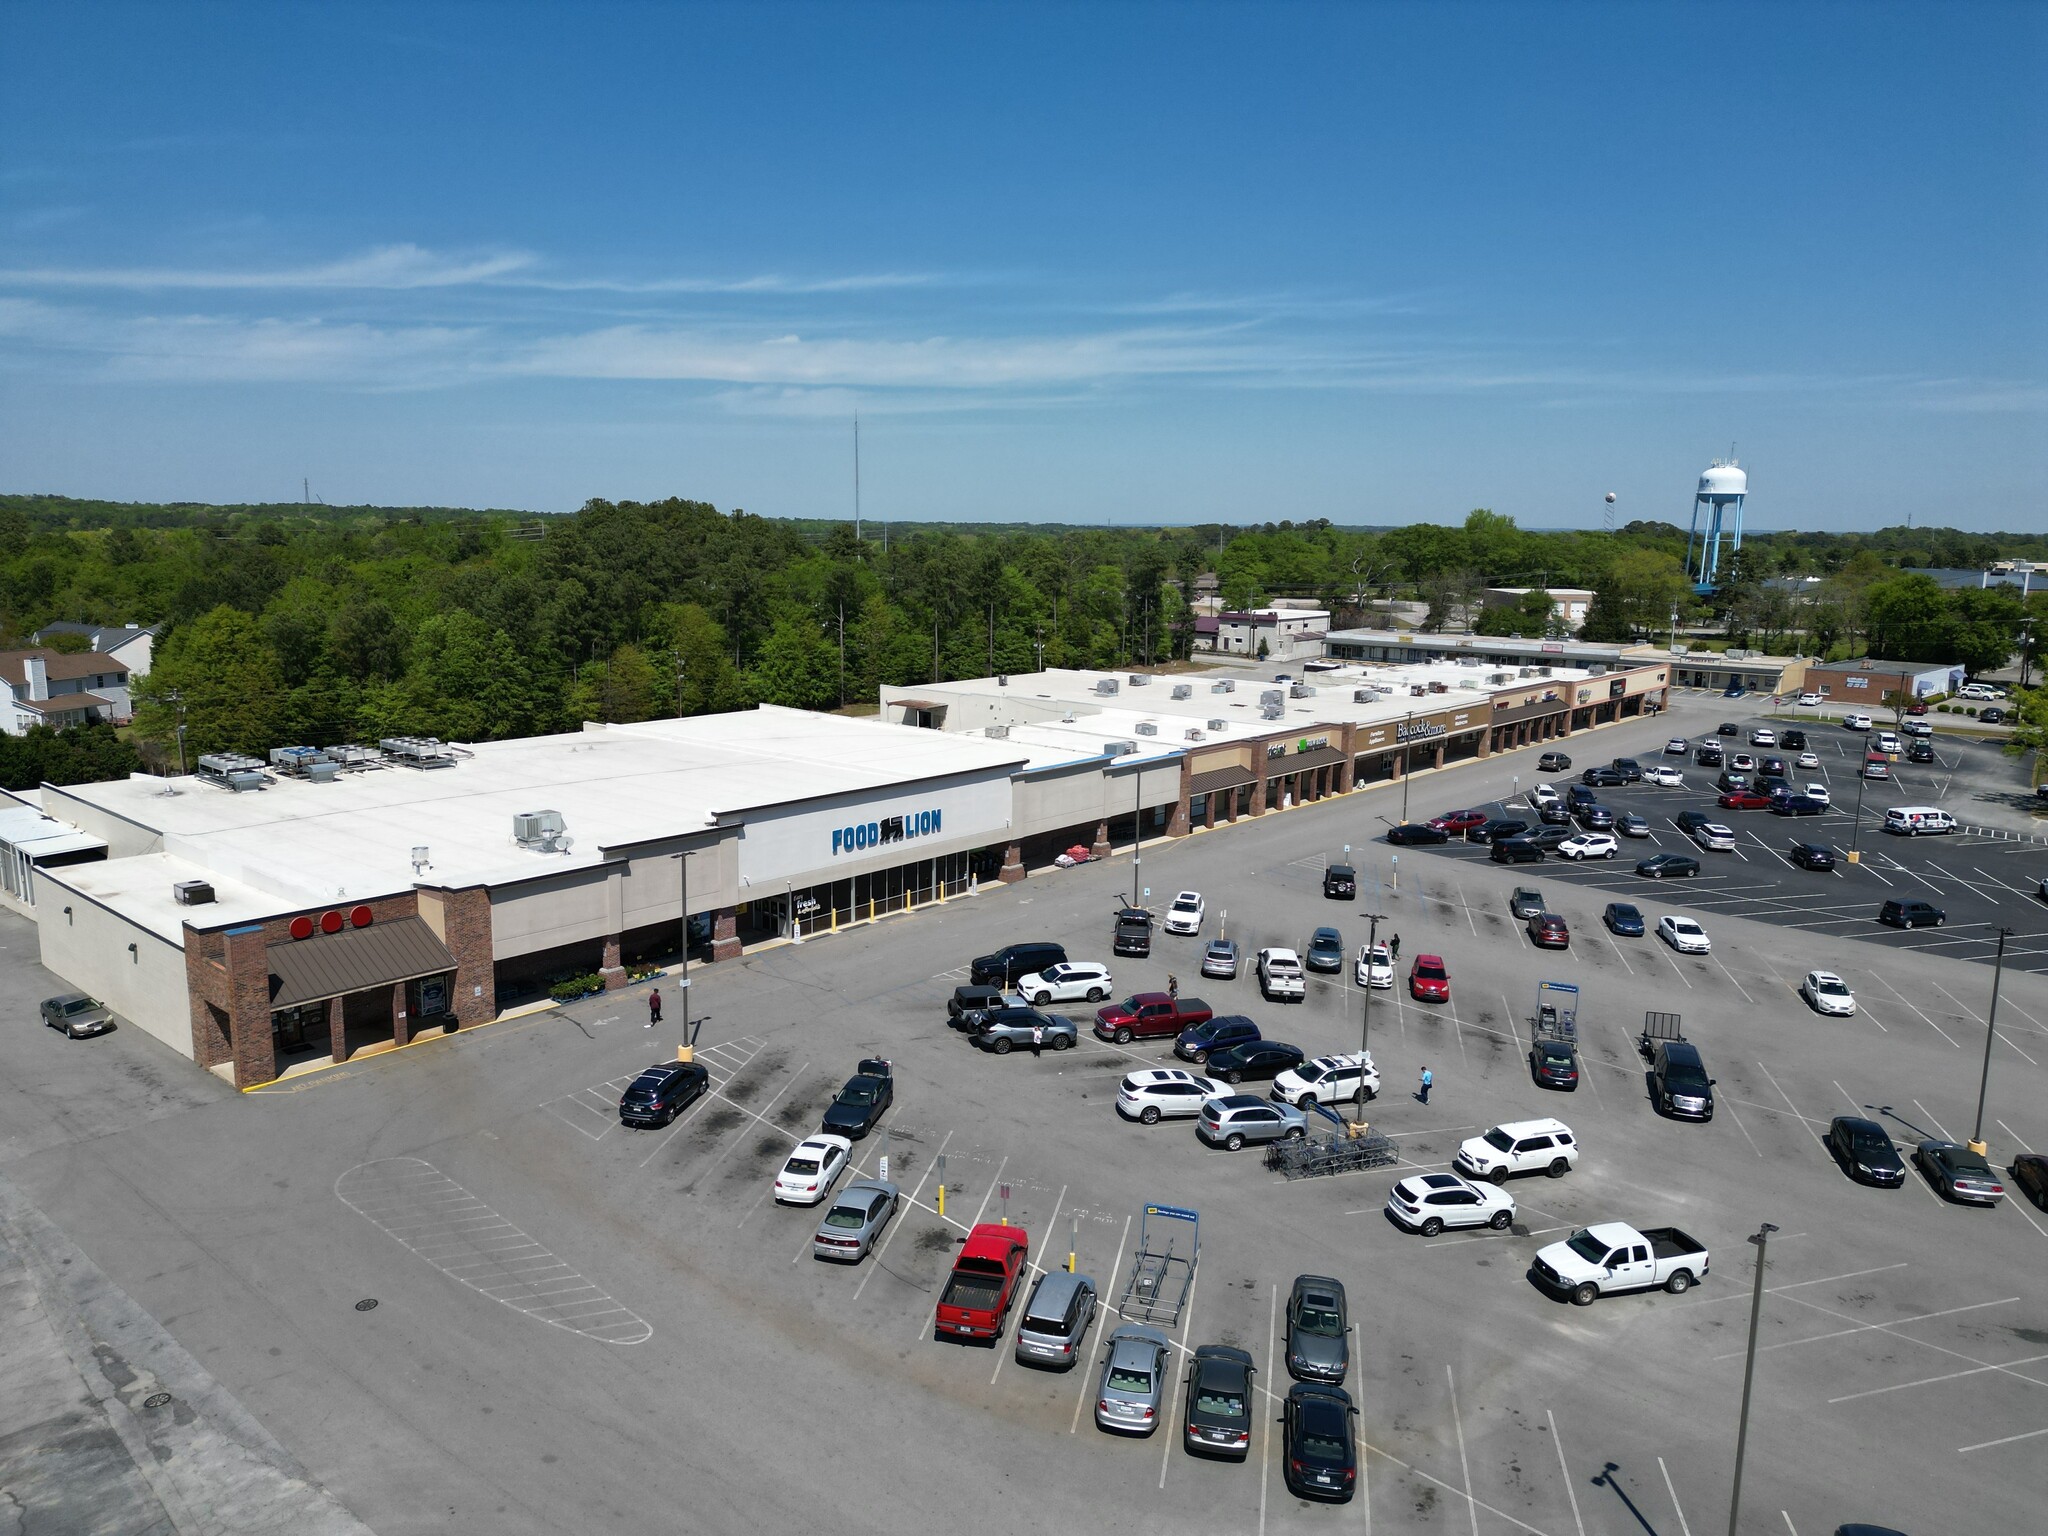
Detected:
[
  {"left": 1958, "top": 683, "right": 2005, "bottom": 701},
  {"left": 1256, "top": 948, "right": 1305, "bottom": 1001},
  {"left": 1116, "top": 1068, "right": 1227, "bottom": 1124},
  {"left": 1385, "top": 1173, "right": 1514, "bottom": 1235},
  {"left": 1016, "top": 962, "right": 1114, "bottom": 1006},
  {"left": 1273, "top": 1052, "right": 1379, "bottom": 1110},
  {"left": 1454, "top": 1120, "right": 1580, "bottom": 1183},
  {"left": 1842, "top": 712, "right": 1873, "bottom": 731}
]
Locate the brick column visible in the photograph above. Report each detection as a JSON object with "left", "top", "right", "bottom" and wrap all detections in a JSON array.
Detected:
[
  {"left": 434, "top": 886, "right": 497, "bottom": 1026},
  {"left": 327, "top": 996, "right": 345, "bottom": 1062},
  {"left": 600, "top": 933, "right": 626, "bottom": 991},
  {"left": 1251, "top": 756, "right": 1269, "bottom": 815},
  {"left": 1335, "top": 726, "right": 1356, "bottom": 792},
  {"left": 711, "top": 906, "right": 742, "bottom": 962},
  {"left": 222, "top": 924, "right": 276, "bottom": 1088},
  {"left": 391, "top": 981, "right": 411, "bottom": 1048},
  {"left": 1433, "top": 742, "right": 1446, "bottom": 770},
  {"left": 1091, "top": 819, "right": 1112, "bottom": 858},
  {"left": 1167, "top": 756, "right": 1193, "bottom": 837},
  {"left": 183, "top": 928, "right": 233, "bottom": 1070},
  {"left": 1203, "top": 793, "right": 1218, "bottom": 830},
  {"left": 998, "top": 842, "right": 1025, "bottom": 883}
]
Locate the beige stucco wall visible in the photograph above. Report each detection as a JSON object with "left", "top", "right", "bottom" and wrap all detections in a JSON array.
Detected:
[{"left": 31, "top": 868, "right": 192, "bottom": 1059}]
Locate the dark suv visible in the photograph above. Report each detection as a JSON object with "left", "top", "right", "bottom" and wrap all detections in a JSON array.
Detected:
[
  {"left": 1879, "top": 899, "right": 1945, "bottom": 929},
  {"left": 1580, "top": 766, "right": 1627, "bottom": 788},
  {"left": 1789, "top": 841, "right": 1837, "bottom": 870},
  {"left": 1468, "top": 818, "right": 1532, "bottom": 844},
  {"left": 1491, "top": 838, "right": 1544, "bottom": 864},
  {"left": 618, "top": 1061, "right": 711, "bottom": 1128},
  {"left": 1322, "top": 863, "right": 1356, "bottom": 899},
  {"left": 1537, "top": 751, "right": 1572, "bottom": 772},
  {"left": 1649, "top": 1040, "right": 1715, "bottom": 1120},
  {"left": 1781, "top": 729, "right": 1807, "bottom": 751},
  {"left": 1175, "top": 1014, "right": 1261, "bottom": 1065},
  {"left": 970, "top": 941, "right": 1069, "bottom": 987},
  {"left": 1694, "top": 742, "right": 1724, "bottom": 767},
  {"left": 1610, "top": 758, "right": 1644, "bottom": 782}
]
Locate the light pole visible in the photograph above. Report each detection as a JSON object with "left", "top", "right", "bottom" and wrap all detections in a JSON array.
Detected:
[
  {"left": 2018, "top": 618, "right": 2035, "bottom": 691},
  {"left": 1969, "top": 927, "right": 2014, "bottom": 1155},
  {"left": 1355, "top": 903, "right": 1386, "bottom": 1126},
  {"left": 1847, "top": 755, "right": 1871, "bottom": 863},
  {"left": 671, "top": 850, "right": 693, "bottom": 1048},
  {"left": 1131, "top": 767, "right": 1143, "bottom": 909},
  {"left": 1727, "top": 1221, "right": 1780, "bottom": 1536}
]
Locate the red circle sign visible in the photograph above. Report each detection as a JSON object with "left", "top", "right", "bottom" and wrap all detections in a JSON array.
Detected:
[
  {"left": 320, "top": 910, "right": 344, "bottom": 934},
  {"left": 289, "top": 915, "right": 314, "bottom": 940},
  {"left": 350, "top": 905, "right": 373, "bottom": 928}
]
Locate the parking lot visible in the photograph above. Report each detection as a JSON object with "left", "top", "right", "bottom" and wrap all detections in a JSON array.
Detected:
[{"left": 2, "top": 693, "right": 2044, "bottom": 1536}]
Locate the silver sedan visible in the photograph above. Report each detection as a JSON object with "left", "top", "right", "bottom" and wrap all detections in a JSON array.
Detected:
[
  {"left": 1096, "top": 1324, "right": 1171, "bottom": 1434},
  {"left": 811, "top": 1178, "right": 898, "bottom": 1262}
]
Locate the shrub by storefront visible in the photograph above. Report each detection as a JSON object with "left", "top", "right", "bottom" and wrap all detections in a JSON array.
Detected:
[{"left": 549, "top": 973, "right": 606, "bottom": 1002}]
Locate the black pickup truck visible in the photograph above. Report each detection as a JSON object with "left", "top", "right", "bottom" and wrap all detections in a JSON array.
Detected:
[{"left": 1113, "top": 907, "right": 1154, "bottom": 958}]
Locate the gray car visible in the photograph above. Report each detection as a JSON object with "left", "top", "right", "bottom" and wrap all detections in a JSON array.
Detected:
[
  {"left": 41, "top": 993, "right": 114, "bottom": 1038},
  {"left": 973, "top": 1007, "right": 1078, "bottom": 1054},
  {"left": 1507, "top": 887, "right": 1545, "bottom": 920},
  {"left": 1014, "top": 1270, "right": 1099, "bottom": 1369},
  {"left": 1095, "top": 1324, "right": 1171, "bottom": 1434},
  {"left": 1285, "top": 1274, "right": 1349, "bottom": 1383},
  {"left": 1197, "top": 1094, "right": 1307, "bottom": 1151},
  {"left": 1201, "top": 938, "right": 1239, "bottom": 980},
  {"left": 810, "top": 1179, "right": 898, "bottom": 1262}
]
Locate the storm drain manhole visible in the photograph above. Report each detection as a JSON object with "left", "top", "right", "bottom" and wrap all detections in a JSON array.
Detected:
[
  {"left": 355, "top": 1298, "right": 379, "bottom": 1312},
  {"left": 143, "top": 1392, "right": 172, "bottom": 1408}
]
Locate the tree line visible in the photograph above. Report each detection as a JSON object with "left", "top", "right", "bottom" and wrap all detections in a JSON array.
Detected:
[{"left": 0, "top": 492, "right": 2040, "bottom": 777}]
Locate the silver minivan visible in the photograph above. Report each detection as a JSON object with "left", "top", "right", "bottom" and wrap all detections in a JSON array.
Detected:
[{"left": 1014, "top": 1270, "right": 1098, "bottom": 1369}]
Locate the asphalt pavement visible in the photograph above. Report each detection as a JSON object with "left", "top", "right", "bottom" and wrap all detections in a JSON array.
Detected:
[{"left": 1, "top": 690, "right": 2043, "bottom": 1536}]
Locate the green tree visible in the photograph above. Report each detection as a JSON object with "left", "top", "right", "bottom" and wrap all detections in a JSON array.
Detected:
[
  {"left": 1862, "top": 574, "right": 1953, "bottom": 661},
  {"left": 133, "top": 605, "right": 286, "bottom": 758},
  {"left": 750, "top": 616, "right": 838, "bottom": 709}
]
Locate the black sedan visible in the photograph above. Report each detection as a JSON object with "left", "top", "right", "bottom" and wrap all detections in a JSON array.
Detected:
[
  {"left": 1281, "top": 1384, "right": 1358, "bottom": 1503},
  {"left": 1385, "top": 822, "right": 1450, "bottom": 846},
  {"left": 1789, "top": 841, "right": 1837, "bottom": 870},
  {"left": 1604, "top": 902, "right": 1646, "bottom": 937},
  {"left": 1826, "top": 1116, "right": 1905, "bottom": 1187},
  {"left": 1206, "top": 1040, "right": 1306, "bottom": 1085},
  {"left": 1529, "top": 1037, "right": 1579, "bottom": 1090},
  {"left": 1636, "top": 853, "right": 1702, "bottom": 879},
  {"left": 1182, "top": 1344, "right": 1256, "bottom": 1461},
  {"left": 2011, "top": 1153, "right": 2048, "bottom": 1211},
  {"left": 1914, "top": 1140, "right": 2005, "bottom": 1205},
  {"left": 1716, "top": 721, "right": 1739, "bottom": 735},
  {"left": 618, "top": 1061, "right": 711, "bottom": 1128},
  {"left": 821, "top": 1059, "right": 894, "bottom": 1138}
]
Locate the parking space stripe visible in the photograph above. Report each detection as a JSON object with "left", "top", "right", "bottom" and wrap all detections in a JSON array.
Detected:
[
  {"left": 1715, "top": 1297, "right": 2021, "bottom": 1360},
  {"left": 1548, "top": 1408, "right": 1588, "bottom": 1536},
  {"left": 1958, "top": 1425, "right": 2048, "bottom": 1455},
  {"left": 1658, "top": 1455, "right": 1694, "bottom": 1536},
  {"left": 335, "top": 1157, "right": 651, "bottom": 1344},
  {"left": 1828, "top": 1352, "right": 2048, "bottom": 1404},
  {"left": 1071, "top": 1213, "right": 1134, "bottom": 1435}
]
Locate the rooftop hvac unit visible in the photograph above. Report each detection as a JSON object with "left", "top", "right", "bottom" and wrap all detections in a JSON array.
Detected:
[
  {"left": 270, "top": 745, "right": 328, "bottom": 771},
  {"left": 304, "top": 759, "right": 340, "bottom": 784},
  {"left": 1134, "top": 721, "right": 1158, "bottom": 736},
  {"left": 1354, "top": 688, "right": 1372, "bottom": 703},
  {"left": 1095, "top": 678, "right": 1120, "bottom": 695},
  {"left": 1184, "top": 728, "right": 1205, "bottom": 741},
  {"left": 1103, "top": 739, "right": 1139, "bottom": 757},
  {"left": 381, "top": 735, "right": 455, "bottom": 768},
  {"left": 512, "top": 809, "right": 574, "bottom": 853},
  {"left": 172, "top": 879, "right": 215, "bottom": 906},
  {"left": 1260, "top": 689, "right": 1285, "bottom": 706},
  {"left": 1289, "top": 683, "right": 1315, "bottom": 698},
  {"left": 997, "top": 674, "right": 1008, "bottom": 686},
  {"left": 1210, "top": 679, "right": 1236, "bottom": 694},
  {"left": 1208, "top": 719, "right": 1229, "bottom": 731},
  {"left": 1170, "top": 683, "right": 1193, "bottom": 699},
  {"left": 1261, "top": 703, "right": 1286, "bottom": 720},
  {"left": 1487, "top": 673, "right": 1512, "bottom": 686},
  {"left": 1589, "top": 665, "right": 1607, "bottom": 676},
  {"left": 325, "top": 744, "right": 380, "bottom": 769},
  {"left": 1128, "top": 673, "right": 1150, "bottom": 686},
  {"left": 196, "top": 752, "right": 267, "bottom": 792},
  {"left": 1538, "top": 666, "right": 1553, "bottom": 676},
  {"left": 985, "top": 724, "right": 1010, "bottom": 739}
]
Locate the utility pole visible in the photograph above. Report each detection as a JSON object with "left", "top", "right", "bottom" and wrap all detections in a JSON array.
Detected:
[
  {"left": 838, "top": 601, "right": 846, "bottom": 707},
  {"left": 1969, "top": 927, "right": 2013, "bottom": 1155},
  {"left": 1727, "top": 1222, "right": 1780, "bottom": 1536}
]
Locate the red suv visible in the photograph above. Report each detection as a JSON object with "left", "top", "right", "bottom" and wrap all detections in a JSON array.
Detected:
[
  {"left": 1527, "top": 913, "right": 1570, "bottom": 949},
  {"left": 1428, "top": 810, "right": 1489, "bottom": 835},
  {"left": 1717, "top": 789, "right": 1772, "bottom": 811},
  {"left": 1408, "top": 955, "right": 1451, "bottom": 1002}
]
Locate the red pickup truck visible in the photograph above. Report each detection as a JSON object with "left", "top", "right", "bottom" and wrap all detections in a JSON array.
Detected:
[
  {"left": 1093, "top": 992, "right": 1214, "bottom": 1045},
  {"left": 935, "top": 1223, "right": 1031, "bottom": 1342}
]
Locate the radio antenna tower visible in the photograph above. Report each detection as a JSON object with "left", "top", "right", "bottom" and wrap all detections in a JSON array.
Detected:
[{"left": 853, "top": 412, "right": 861, "bottom": 544}]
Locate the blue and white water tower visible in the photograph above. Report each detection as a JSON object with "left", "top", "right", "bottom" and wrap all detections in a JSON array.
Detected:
[{"left": 1684, "top": 459, "right": 1747, "bottom": 593}]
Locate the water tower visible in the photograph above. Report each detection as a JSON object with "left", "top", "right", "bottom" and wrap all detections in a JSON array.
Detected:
[{"left": 1684, "top": 458, "right": 1747, "bottom": 593}]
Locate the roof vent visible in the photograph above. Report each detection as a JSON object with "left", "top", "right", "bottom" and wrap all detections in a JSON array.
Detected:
[
  {"left": 1095, "top": 678, "right": 1121, "bottom": 695},
  {"left": 512, "top": 809, "right": 575, "bottom": 854},
  {"left": 1134, "top": 721, "right": 1158, "bottom": 736},
  {"left": 1061, "top": 711, "right": 1076, "bottom": 723},
  {"left": 1210, "top": 679, "right": 1236, "bottom": 694},
  {"left": 1289, "top": 683, "right": 1315, "bottom": 698},
  {"left": 1128, "top": 673, "right": 1150, "bottom": 686},
  {"left": 985, "top": 724, "right": 1010, "bottom": 739},
  {"left": 1353, "top": 687, "right": 1372, "bottom": 703},
  {"left": 1184, "top": 728, "right": 1205, "bottom": 741},
  {"left": 1261, "top": 702, "right": 1285, "bottom": 720},
  {"left": 1208, "top": 719, "right": 1229, "bottom": 731},
  {"left": 1103, "top": 739, "right": 1139, "bottom": 757},
  {"left": 1170, "top": 683, "right": 1193, "bottom": 699},
  {"left": 172, "top": 879, "right": 215, "bottom": 906},
  {"left": 997, "top": 674, "right": 1008, "bottom": 686}
]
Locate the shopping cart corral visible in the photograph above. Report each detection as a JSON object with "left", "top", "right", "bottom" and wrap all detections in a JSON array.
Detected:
[{"left": 1265, "top": 1117, "right": 1398, "bottom": 1179}]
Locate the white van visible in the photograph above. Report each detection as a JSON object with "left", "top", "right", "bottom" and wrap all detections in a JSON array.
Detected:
[{"left": 1884, "top": 806, "right": 1955, "bottom": 836}]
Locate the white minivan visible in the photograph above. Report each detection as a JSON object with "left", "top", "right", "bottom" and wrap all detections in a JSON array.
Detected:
[{"left": 1884, "top": 806, "right": 1956, "bottom": 836}]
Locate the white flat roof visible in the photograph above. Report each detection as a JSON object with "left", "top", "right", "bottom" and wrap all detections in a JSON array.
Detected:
[
  {"left": 48, "top": 706, "right": 1028, "bottom": 924},
  {"left": 44, "top": 851, "right": 283, "bottom": 943}
]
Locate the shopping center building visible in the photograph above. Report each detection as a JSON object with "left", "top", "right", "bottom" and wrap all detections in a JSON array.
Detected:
[{"left": 15, "top": 648, "right": 1668, "bottom": 1089}]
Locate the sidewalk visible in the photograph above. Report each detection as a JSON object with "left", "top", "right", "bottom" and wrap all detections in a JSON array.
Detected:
[{"left": 0, "top": 1171, "right": 376, "bottom": 1536}]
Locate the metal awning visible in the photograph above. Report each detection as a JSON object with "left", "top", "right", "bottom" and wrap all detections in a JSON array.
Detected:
[
  {"left": 267, "top": 917, "right": 456, "bottom": 1010},
  {"left": 1188, "top": 766, "right": 1257, "bottom": 796},
  {"left": 1271, "top": 746, "right": 1348, "bottom": 773}
]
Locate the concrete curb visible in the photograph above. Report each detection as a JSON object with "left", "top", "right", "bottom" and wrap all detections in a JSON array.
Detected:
[{"left": 0, "top": 1169, "right": 377, "bottom": 1536}]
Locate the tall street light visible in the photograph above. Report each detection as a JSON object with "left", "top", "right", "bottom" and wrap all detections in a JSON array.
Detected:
[
  {"left": 1727, "top": 1221, "right": 1780, "bottom": 1536},
  {"left": 1354, "top": 899, "right": 1387, "bottom": 1126},
  {"left": 1969, "top": 927, "right": 2014, "bottom": 1155}
]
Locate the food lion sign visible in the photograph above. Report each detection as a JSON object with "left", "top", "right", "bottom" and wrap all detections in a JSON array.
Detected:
[{"left": 833, "top": 807, "right": 943, "bottom": 856}]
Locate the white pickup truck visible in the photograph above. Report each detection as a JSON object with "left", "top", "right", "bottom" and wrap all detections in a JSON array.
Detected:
[
  {"left": 1531, "top": 1223, "right": 1709, "bottom": 1306},
  {"left": 1256, "top": 947, "right": 1305, "bottom": 1002}
]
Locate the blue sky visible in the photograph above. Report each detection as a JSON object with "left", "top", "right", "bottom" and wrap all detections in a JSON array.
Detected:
[{"left": 2, "top": 1, "right": 2042, "bottom": 528}]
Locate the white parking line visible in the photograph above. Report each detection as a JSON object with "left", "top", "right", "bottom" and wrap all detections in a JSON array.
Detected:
[
  {"left": 1157, "top": 1260, "right": 1201, "bottom": 1489},
  {"left": 1667, "top": 1259, "right": 1909, "bottom": 1308},
  {"left": 852, "top": 1128, "right": 955, "bottom": 1300},
  {"left": 1658, "top": 1455, "right": 1695, "bottom": 1536},
  {"left": 1072, "top": 1214, "right": 1135, "bottom": 1434},
  {"left": 1755, "top": 1060, "right": 1825, "bottom": 1146},
  {"left": 1828, "top": 1351, "right": 2048, "bottom": 1404},
  {"left": 1447, "top": 1365, "right": 1480, "bottom": 1536},
  {"left": 1548, "top": 1407, "right": 1588, "bottom": 1536},
  {"left": 1959, "top": 1425, "right": 2048, "bottom": 1455},
  {"left": 1863, "top": 973, "right": 1960, "bottom": 1047},
  {"left": 1257, "top": 1279, "right": 1277, "bottom": 1536},
  {"left": 1715, "top": 1297, "right": 2021, "bottom": 1360},
  {"left": 993, "top": 1183, "right": 1068, "bottom": 1387}
]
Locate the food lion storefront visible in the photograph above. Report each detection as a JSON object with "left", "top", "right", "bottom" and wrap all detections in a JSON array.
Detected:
[{"left": 728, "top": 761, "right": 1022, "bottom": 942}]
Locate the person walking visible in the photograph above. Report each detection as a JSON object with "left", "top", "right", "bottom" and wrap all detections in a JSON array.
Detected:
[
  {"left": 647, "top": 987, "right": 662, "bottom": 1028},
  {"left": 1167, "top": 973, "right": 1180, "bottom": 1001},
  {"left": 1390, "top": 934, "right": 1401, "bottom": 962},
  {"left": 1417, "top": 1065, "right": 1433, "bottom": 1105},
  {"left": 1030, "top": 1022, "right": 1045, "bottom": 1058}
]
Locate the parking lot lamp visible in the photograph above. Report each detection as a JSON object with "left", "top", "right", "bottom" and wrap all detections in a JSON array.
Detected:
[
  {"left": 1846, "top": 758, "right": 1870, "bottom": 863},
  {"left": 1727, "top": 1221, "right": 1780, "bottom": 1536},
  {"left": 1968, "top": 927, "right": 2013, "bottom": 1156},
  {"left": 1355, "top": 906, "right": 1386, "bottom": 1125}
]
